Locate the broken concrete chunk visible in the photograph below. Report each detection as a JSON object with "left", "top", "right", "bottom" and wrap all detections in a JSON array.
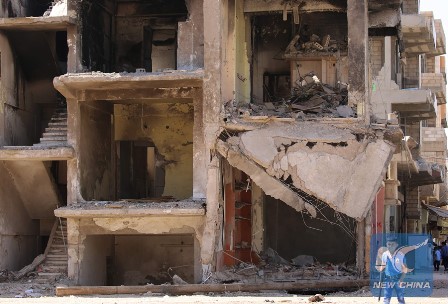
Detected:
[
  {"left": 264, "top": 248, "right": 290, "bottom": 265},
  {"left": 308, "top": 294, "right": 325, "bottom": 302},
  {"left": 336, "top": 105, "right": 354, "bottom": 118},
  {"left": 291, "top": 255, "right": 314, "bottom": 267},
  {"left": 172, "top": 274, "right": 188, "bottom": 285},
  {"left": 280, "top": 155, "right": 289, "bottom": 171}
]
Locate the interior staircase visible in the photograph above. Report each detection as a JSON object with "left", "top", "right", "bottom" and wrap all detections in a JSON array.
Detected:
[
  {"left": 33, "top": 108, "right": 68, "bottom": 147},
  {"left": 37, "top": 218, "right": 68, "bottom": 283}
]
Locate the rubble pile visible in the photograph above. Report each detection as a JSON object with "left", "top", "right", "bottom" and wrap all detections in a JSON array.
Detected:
[
  {"left": 210, "top": 249, "right": 358, "bottom": 284},
  {"left": 226, "top": 74, "right": 355, "bottom": 121},
  {"left": 285, "top": 33, "right": 347, "bottom": 55},
  {"left": 288, "top": 73, "right": 352, "bottom": 116},
  {"left": 0, "top": 270, "right": 13, "bottom": 283}
]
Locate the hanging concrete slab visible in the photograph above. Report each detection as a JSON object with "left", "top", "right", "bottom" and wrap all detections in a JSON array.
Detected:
[{"left": 219, "top": 122, "right": 395, "bottom": 220}]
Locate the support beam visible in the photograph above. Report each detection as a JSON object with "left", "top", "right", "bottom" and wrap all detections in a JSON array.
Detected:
[{"left": 347, "top": 0, "right": 369, "bottom": 124}]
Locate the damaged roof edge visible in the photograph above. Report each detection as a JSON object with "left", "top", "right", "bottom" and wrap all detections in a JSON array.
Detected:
[{"left": 216, "top": 139, "right": 317, "bottom": 218}]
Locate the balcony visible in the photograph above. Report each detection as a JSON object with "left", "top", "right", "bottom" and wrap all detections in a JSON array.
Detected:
[
  {"left": 421, "top": 73, "right": 447, "bottom": 105},
  {"left": 401, "top": 13, "right": 436, "bottom": 55},
  {"left": 372, "top": 67, "right": 437, "bottom": 121}
]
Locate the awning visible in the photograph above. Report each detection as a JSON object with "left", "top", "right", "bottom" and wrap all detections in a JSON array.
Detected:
[{"left": 424, "top": 203, "right": 448, "bottom": 218}]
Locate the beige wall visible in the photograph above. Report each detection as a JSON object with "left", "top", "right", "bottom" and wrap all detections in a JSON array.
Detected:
[
  {"left": 114, "top": 103, "right": 194, "bottom": 200},
  {"left": 0, "top": 162, "right": 39, "bottom": 270}
]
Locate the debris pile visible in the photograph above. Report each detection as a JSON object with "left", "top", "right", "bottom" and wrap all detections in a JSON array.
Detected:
[
  {"left": 209, "top": 248, "right": 358, "bottom": 284},
  {"left": 225, "top": 74, "right": 355, "bottom": 121},
  {"left": 285, "top": 33, "right": 347, "bottom": 55},
  {"left": 0, "top": 270, "right": 13, "bottom": 283}
]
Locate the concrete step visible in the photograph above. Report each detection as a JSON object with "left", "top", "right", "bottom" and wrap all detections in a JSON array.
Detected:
[
  {"left": 37, "top": 272, "right": 64, "bottom": 276},
  {"left": 48, "top": 122, "right": 68, "bottom": 127},
  {"left": 46, "top": 255, "right": 68, "bottom": 260},
  {"left": 44, "top": 261, "right": 68, "bottom": 265},
  {"left": 43, "top": 132, "right": 67, "bottom": 137},
  {"left": 51, "top": 244, "right": 68, "bottom": 248},
  {"left": 51, "top": 117, "right": 68, "bottom": 121},
  {"left": 32, "top": 142, "right": 68, "bottom": 148},
  {"left": 40, "top": 137, "right": 67, "bottom": 142},
  {"left": 45, "top": 127, "right": 68, "bottom": 132}
]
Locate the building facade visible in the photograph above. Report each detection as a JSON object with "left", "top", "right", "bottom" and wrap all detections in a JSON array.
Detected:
[{"left": 0, "top": 0, "right": 446, "bottom": 286}]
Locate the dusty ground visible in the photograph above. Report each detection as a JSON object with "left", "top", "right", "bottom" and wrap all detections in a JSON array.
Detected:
[{"left": 0, "top": 272, "right": 446, "bottom": 303}]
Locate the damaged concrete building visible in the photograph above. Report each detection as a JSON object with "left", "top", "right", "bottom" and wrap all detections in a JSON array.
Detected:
[{"left": 0, "top": 0, "right": 446, "bottom": 288}]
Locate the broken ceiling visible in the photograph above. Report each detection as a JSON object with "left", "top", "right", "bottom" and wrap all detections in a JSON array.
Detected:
[{"left": 218, "top": 122, "right": 395, "bottom": 220}]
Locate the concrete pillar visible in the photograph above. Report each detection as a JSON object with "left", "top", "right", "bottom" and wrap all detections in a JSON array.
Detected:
[
  {"left": 177, "top": 0, "right": 204, "bottom": 69},
  {"left": 347, "top": 0, "right": 369, "bottom": 124},
  {"left": 67, "top": 218, "right": 82, "bottom": 283},
  {"left": 67, "top": 0, "right": 83, "bottom": 73},
  {"left": 192, "top": 88, "right": 206, "bottom": 199},
  {"left": 356, "top": 219, "right": 366, "bottom": 275},
  {"left": 384, "top": 37, "right": 392, "bottom": 81},
  {"left": 66, "top": 98, "right": 83, "bottom": 204},
  {"left": 200, "top": 0, "right": 225, "bottom": 280},
  {"left": 251, "top": 183, "right": 264, "bottom": 254}
]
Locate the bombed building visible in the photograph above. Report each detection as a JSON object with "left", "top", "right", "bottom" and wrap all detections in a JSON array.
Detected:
[{"left": 0, "top": 0, "right": 446, "bottom": 289}]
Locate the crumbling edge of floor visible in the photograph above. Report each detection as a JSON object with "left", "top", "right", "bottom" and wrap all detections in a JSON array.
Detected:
[{"left": 55, "top": 279, "right": 370, "bottom": 296}]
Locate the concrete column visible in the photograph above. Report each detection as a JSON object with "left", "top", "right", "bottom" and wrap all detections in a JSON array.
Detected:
[
  {"left": 67, "top": 218, "right": 82, "bottom": 283},
  {"left": 347, "top": 0, "right": 369, "bottom": 124},
  {"left": 192, "top": 88, "right": 206, "bottom": 199},
  {"left": 66, "top": 1, "right": 82, "bottom": 72},
  {"left": 356, "top": 219, "right": 366, "bottom": 275},
  {"left": 200, "top": 0, "right": 225, "bottom": 279},
  {"left": 384, "top": 37, "right": 392, "bottom": 81},
  {"left": 67, "top": 98, "right": 83, "bottom": 204},
  {"left": 364, "top": 210, "right": 372, "bottom": 274},
  {"left": 177, "top": 0, "right": 204, "bottom": 69},
  {"left": 251, "top": 183, "right": 264, "bottom": 254}
]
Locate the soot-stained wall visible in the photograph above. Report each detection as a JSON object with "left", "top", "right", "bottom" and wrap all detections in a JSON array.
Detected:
[
  {"left": 80, "top": 102, "right": 114, "bottom": 201},
  {"left": 264, "top": 196, "right": 356, "bottom": 264},
  {"left": 114, "top": 103, "right": 194, "bottom": 200},
  {"left": 113, "top": 234, "right": 194, "bottom": 285}
]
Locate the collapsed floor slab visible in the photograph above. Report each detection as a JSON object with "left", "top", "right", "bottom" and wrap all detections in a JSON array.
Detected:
[{"left": 219, "top": 122, "right": 395, "bottom": 220}]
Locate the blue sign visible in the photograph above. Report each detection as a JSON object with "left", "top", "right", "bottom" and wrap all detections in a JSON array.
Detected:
[{"left": 370, "top": 233, "right": 433, "bottom": 301}]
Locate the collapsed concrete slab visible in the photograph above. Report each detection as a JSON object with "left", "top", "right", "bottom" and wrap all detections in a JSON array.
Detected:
[
  {"left": 220, "top": 122, "right": 395, "bottom": 220},
  {"left": 217, "top": 140, "right": 317, "bottom": 218}
]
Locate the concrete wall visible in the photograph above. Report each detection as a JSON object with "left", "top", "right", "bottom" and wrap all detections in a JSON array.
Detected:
[
  {"left": 264, "top": 196, "right": 356, "bottom": 264},
  {"left": 403, "top": 55, "right": 420, "bottom": 88},
  {"left": 114, "top": 103, "right": 194, "bottom": 200},
  {"left": 79, "top": 235, "right": 113, "bottom": 286},
  {"left": 79, "top": 102, "right": 114, "bottom": 201},
  {"left": 177, "top": 0, "right": 204, "bottom": 70},
  {"left": 114, "top": 235, "right": 194, "bottom": 285},
  {"left": 0, "top": 33, "right": 37, "bottom": 146},
  {"left": 402, "top": 0, "right": 419, "bottom": 15},
  {"left": 370, "top": 38, "right": 384, "bottom": 78},
  {"left": 67, "top": 215, "right": 204, "bottom": 284},
  {"left": 0, "top": 161, "right": 39, "bottom": 270}
]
